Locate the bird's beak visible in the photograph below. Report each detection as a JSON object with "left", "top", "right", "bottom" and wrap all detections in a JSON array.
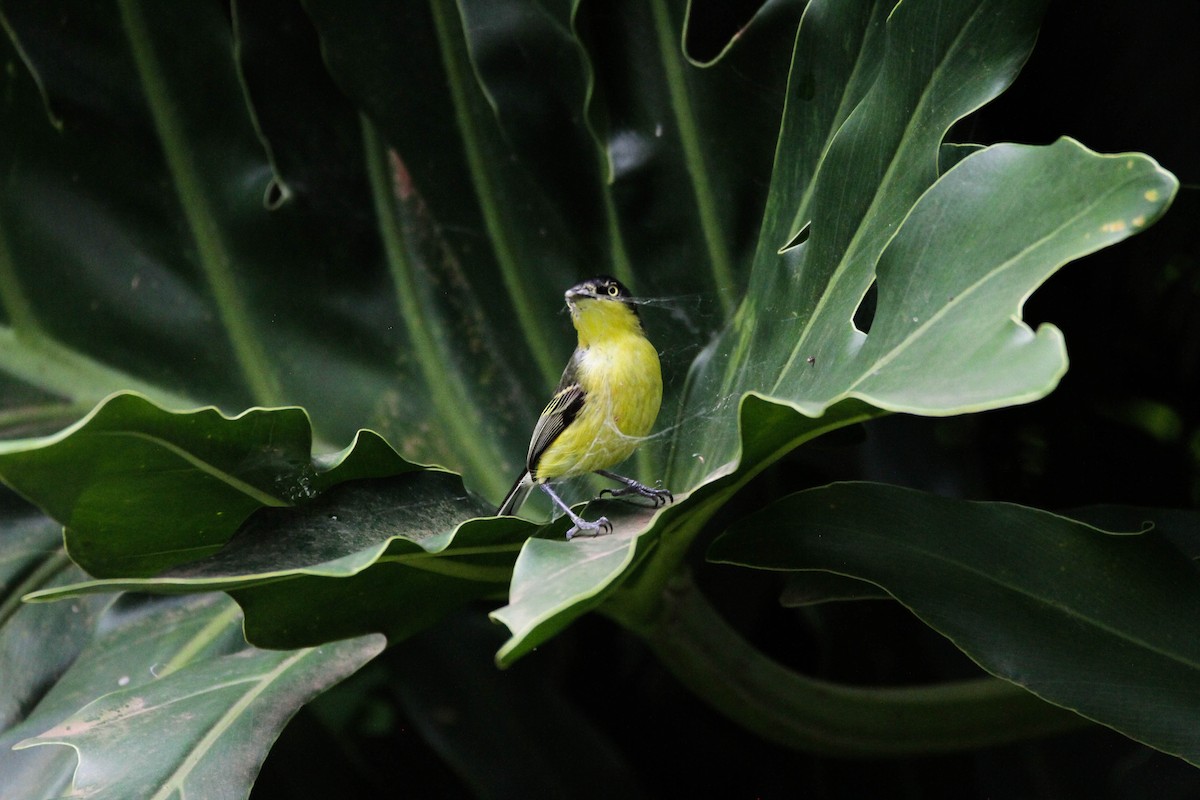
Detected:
[{"left": 565, "top": 284, "right": 597, "bottom": 304}]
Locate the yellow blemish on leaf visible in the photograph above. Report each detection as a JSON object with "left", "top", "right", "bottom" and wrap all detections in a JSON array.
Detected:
[
  {"left": 1132, "top": 215, "right": 1146, "bottom": 228},
  {"left": 1144, "top": 189, "right": 1160, "bottom": 202},
  {"left": 1100, "top": 220, "right": 1127, "bottom": 234}
]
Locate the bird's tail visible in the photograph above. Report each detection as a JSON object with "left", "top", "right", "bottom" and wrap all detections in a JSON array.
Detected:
[{"left": 497, "top": 471, "right": 535, "bottom": 517}]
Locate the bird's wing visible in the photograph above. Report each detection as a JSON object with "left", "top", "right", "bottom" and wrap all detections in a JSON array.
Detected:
[{"left": 526, "top": 352, "right": 586, "bottom": 474}]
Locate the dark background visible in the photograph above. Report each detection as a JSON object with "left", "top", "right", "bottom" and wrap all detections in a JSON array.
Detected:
[{"left": 255, "top": 2, "right": 1200, "bottom": 797}]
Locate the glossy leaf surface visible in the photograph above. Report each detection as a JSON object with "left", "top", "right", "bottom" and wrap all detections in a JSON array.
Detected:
[
  {"left": 1, "top": 579, "right": 381, "bottom": 799},
  {"left": 710, "top": 483, "right": 1200, "bottom": 765}
]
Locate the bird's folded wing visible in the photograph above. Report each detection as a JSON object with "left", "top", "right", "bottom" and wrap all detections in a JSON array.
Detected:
[{"left": 527, "top": 382, "right": 585, "bottom": 472}]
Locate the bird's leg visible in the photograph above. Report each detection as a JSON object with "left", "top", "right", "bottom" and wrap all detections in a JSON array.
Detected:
[
  {"left": 538, "top": 483, "right": 611, "bottom": 540},
  {"left": 595, "top": 470, "right": 674, "bottom": 507}
]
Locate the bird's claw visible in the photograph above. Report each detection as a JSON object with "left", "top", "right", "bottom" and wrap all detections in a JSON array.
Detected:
[
  {"left": 598, "top": 483, "right": 674, "bottom": 508},
  {"left": 565, "top": 515, "right": 612, "bottom": 540}
]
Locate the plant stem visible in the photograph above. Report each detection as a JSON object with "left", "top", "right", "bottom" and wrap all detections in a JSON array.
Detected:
[{"left": 608, "top": 570, "right": 1086, "bottom": 757}]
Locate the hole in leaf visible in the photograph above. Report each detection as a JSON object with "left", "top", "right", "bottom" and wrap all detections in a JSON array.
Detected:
[
  {"left": 779, "top": 221, "right": 810, "bottom": 253},
  {"left": 263, "top": 177, "right": 292, "bottom": 210},
  {"left": 853, "top": 281, "right": 878, "bottom": 334}
]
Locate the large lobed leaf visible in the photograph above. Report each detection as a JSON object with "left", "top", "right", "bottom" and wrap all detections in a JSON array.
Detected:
[{"left": 667, "top": 0, "right": 1176, "bottom": 490}]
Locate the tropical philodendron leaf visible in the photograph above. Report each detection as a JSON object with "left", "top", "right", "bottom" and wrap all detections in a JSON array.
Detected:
[
  {"left": 0, "top": 589, "right": 383, "bottom": 800},
  {"left": 0, "top": 392, "right": 422, "bottom": 577},
  {"left": 487, "top": 0, "right": 1177, "bottom": 662},
  {"left": 0, "top": 507, "right": 107, "bottom": 759},
  {"left": 709, "top": 483, "right": 1200, "bottom": 766},
  {"left": 27, "top": 476, "right": 532, "bottom": 649},
  {"left": 664, "top": 5, "right": 1178, "bottom": 492}
]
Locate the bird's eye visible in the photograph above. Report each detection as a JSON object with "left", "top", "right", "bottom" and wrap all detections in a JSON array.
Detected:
[{"left": 607, "top": 284, "right": 620, "bottom": 297}]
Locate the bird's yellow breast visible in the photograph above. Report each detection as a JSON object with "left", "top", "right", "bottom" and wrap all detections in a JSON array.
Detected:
[{"left": 533, "top": 330, "right": 662, "bottom": 481}]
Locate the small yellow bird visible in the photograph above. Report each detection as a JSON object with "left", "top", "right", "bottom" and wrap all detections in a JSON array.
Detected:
[{"left": 497, "top": 276, "right": 672, "bottom": 538}]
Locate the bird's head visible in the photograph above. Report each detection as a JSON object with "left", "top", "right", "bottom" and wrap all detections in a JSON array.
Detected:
[{"left": 564, "top": 276, "right": 643, "bottom": 344}]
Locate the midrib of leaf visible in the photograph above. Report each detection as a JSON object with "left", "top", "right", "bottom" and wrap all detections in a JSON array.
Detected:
[
  {"left": 149, "top": 648, "right": 309, "bottom": 800},
  {"left": 90, "top": 430, "right": 290, "bottom": 508},
  {"left": 361, "top": 120, "right": 508, "bottom": 499},
  {"left": 715, "top": 6, "right": 878, "bottom": 391},
  {"left": 24, "top": 539, "right": 528, "bottom": 600},
  {"left": 650, "top": 0, "right": 735, "bottom": 317},
  {"left": 563, "top": 1, "right": 654, "bottom": 481},
  {"left": 770, "top": 1, "right": 988, "bottom": 393},
  {"left": 773, "top": 6, "right": 880, "bottom": 252},
  {"left": 431, "top": 0, "right": 559, "bottom": 389},
  {"left": 23, "top": 576, "right": 277, "bottom": 602},
  {"left": 556, "top": 2, "right": 636, "bottom": 289},
  {"left": 599, "top": 163, "right": 636, "bottom": 289},
  {"left": 116, "top": 0, "right": 281, "bottom": 408}
]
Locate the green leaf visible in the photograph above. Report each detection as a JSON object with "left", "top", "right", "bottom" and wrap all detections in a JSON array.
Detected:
[
  {"left": 666, "top": 2, "right": 1177, "bottom": 493},
  {"left": 23, "top": 608, "right": 381, "bottom": 800},
  {"left": 0, "top": 1, "right": 289, "bottom": 417},
  {"left": 710, "top": 483, "right": 1200, "bottom": 765},
  {"left": 489, "top": 501, "right": 661, "bottom": 662},
  {"left": 0, "top": 392, "right": 423, "bottom": 577},
  {"left": 0, "top": 510, "right": 106, "bottom": 741},
  {"left": 1, "top": 493, "right": 385, "bottom": 799}
]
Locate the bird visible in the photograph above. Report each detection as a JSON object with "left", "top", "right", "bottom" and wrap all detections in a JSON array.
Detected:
[{"left": 497, "top": 276, "right": 672, "bottom": 539}]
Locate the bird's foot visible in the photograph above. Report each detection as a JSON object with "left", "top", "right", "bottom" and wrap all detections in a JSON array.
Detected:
[
  {"left": 565, "top": 515, "right": 611, "bottom": 540},
  {"left": 598, "top": 480, "right": 673, "bottom": 508}
]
